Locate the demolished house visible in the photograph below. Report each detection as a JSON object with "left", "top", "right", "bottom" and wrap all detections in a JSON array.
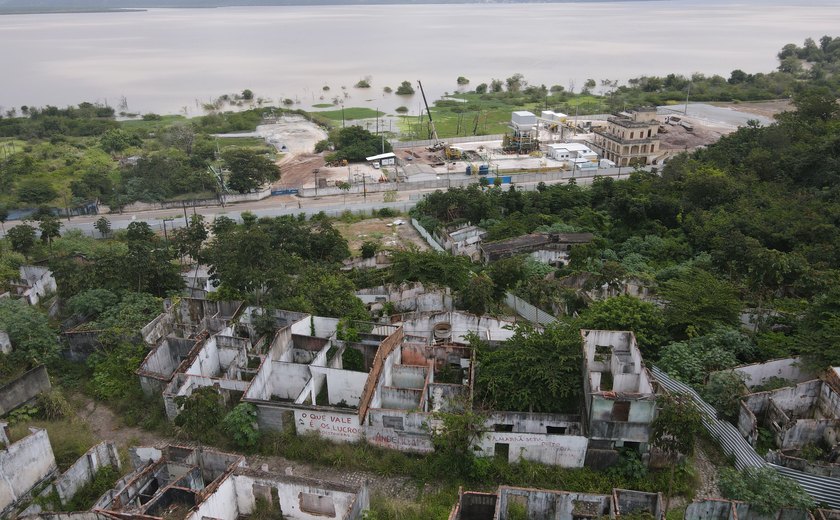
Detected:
[
  {"left": 480, "top": 232, "right": 594, "bottom": 265},
  {"left": 356, "top": 282, "right": 453, "bottom": 315},
  {"left": 92, "top": 444, "right": 368, "bottom": 520},
  {"left": 435, "top": 224, "right": 488, "bottom": 262},
  {"left": 582, "top": 330, "right": 657, "bottom": 465},
  {"left": 136, "top": 298, "right": 245, "bottom": 396},
  {"left": 19, "top": 442, "right": 121, "bottom": 517},
  {"left": 1, "top": 422, "right": 124, "bottom": 519},
  {"left": 738, "top": 373, "right": 840, "bottom": 477},
  {"left": 4, "top": 266, "right": 56, "bottom": 306},
  {"left": 136, "top": 294, "right": 657, "bottom": 468},
  {"left": 684, "top": 498, "right": 812, "bottom": 520},
  {"left": 448, "top": 485, "right": 663, "bottom": 520}
]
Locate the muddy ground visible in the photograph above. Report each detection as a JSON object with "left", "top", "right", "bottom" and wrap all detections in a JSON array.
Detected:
[
  {"left": 712, "top": 99, "right": 792, "bottom": 120},
  {"left": 334, "top": 218, "right": 429, "bottom": 254}
]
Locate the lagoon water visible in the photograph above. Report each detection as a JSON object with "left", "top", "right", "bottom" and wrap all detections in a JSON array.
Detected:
[{"left": 1, "top": 0, "right": 839, "bottom": 116}]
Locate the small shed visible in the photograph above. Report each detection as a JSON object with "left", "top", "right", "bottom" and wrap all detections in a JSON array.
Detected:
[{"left": 366, "top": 152, "right": 397, "bottom": 167}]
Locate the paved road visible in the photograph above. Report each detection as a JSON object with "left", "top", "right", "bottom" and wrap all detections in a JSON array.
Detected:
[{"left": 0, "top": 166, "right": 644, "bottom": 237}]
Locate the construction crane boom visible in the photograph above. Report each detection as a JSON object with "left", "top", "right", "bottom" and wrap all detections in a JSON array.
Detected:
[{"left": 417, "top": 80, "right": 443, "bottom": 149}]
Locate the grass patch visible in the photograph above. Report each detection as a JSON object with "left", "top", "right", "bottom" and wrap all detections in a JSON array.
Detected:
[
  {"left": 315, "top": 107, "right": 384, "bottom": 121},
  {"left": 312, "top": 103, "right": 335, "bottom": 109},
  {"left": 62, "top": 465, "right": 119, "bottom": 511},
  {"left": 0, "top": 139, "right": 26, "bottom": 157},
  {"left": 119, "top": 114, "right": 188, "bottom": 131},
  {"left": 369, "top": 488, "right": 459, "bottom": 520},
  {"left": 215, "top": 136, "right": 271, "bottom": 150},
  {"left": 397, "top": 91, "right": 611, "bottom": 139},
  {"left": 9, "top": 419, "right": 97, "bottom": 471}
]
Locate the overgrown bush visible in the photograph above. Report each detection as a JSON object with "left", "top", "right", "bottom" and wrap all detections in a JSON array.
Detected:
[
  {"left": 223, "top": 403, "right": 260, "bottom": 449},
  {"left": 719, "top": 467, "right": 814, "bottom": 513}
]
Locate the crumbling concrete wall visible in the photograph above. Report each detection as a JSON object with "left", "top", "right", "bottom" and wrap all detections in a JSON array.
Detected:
[
  {"left": 730, "top": 358, "right": 816, "bottom": 390},
  {"left": 357, "top": 283, "right": 453, "bottom": 313},
  {"left": 0, "top": 365, "right": 51, "bottom": 416},
  {"left": 21, "top": 441, "right": 121, "bottom": 516},
  {"left": 613, "top": 488, "right": 663, "bottom": 519},
  {"left": 16, "top": 266, "right": 56, "bottom": 306},
  {"left": 475, "top": 432, "right": 588, "bottom": 467},
  {"left": 400, "top": 312, "right": 516, "bottom": 344},
  {"left": 211, "top": 469, "right": 368, "bottom": 520},
  {"left": 293, "top": 409, "right": 362, "bottom": 443},
  {"left": 496, "top": 486, "right": 610, "bottom": 520},
  {"left": 137, "top": 337, "right": 198, "bottom": 396},
  {"left": 684, "top": 499, "right": 811, "bottom": 520},
  {"left": 766, "top": 450, "right": 840, "bottom": 478},
  {"left": 0, "top": 427, "right": 58, "bottom": 517}
]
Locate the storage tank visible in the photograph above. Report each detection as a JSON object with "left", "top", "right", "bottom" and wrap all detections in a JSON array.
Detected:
[{"left": 433, "top": 322, "right": 453, "bottom": 343}]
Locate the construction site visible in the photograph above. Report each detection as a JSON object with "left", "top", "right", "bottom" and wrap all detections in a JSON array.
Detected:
[{"left": 269, "top": 82, "right": 775, "bottom": 194}]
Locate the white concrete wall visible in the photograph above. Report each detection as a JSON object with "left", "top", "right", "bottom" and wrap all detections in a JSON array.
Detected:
[
  {"left": 309, "top": 367, "right": 369, "bottom": 407},
  {"left": 0, "top": 330, "right": 10, "bottom": 354},
  {"left": 21, "top": 442, "right": 121, "bottom": 516},
  {"left": 291, "top": 316, "right": 339, "bottom": 339},
  {"left": 270, "top": 363, "right": 312, "bottom": 401},
  {"left": 732, "top": 358, "right": 816, "bottom": 389},
  {"left": 369, "top": 347, "right": 401, "bottom": 410},
  {"left": 475, "top": 432, "right": 588, "bottom": 467},
  {"left": 227, "top": 473, "right": 364, "bottom": 520},
  {"left": 294, "top": 410, "right": 362, "bottom": 443},
  {"left": 365, "top": 426, "right": 434, "bottom": 454},
  {"left": 188, "top": 472, "right": 239, "bottom": 520},
  {"left": 400, "top": 312, "right": 517, "bottom": 344},
  {"left": 0, "top": 428, "right": 57, "bottom": 515},
  {"left": 185, "top": 336, "right": 221, "bottom": 377}
]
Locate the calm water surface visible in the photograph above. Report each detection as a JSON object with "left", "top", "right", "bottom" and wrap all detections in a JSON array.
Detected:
[{"left": 1, "top": 1, "right": 839, "bottom": 116}]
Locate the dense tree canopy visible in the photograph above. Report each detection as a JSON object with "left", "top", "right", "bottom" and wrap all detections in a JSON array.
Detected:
[{"left": 475, "top": 322, "right": 583, "bottom": 413}]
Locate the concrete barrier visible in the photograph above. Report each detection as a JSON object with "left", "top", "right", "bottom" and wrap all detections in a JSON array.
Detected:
[{"left": 0, "top": 365, "right": 51, "bottom": 416}]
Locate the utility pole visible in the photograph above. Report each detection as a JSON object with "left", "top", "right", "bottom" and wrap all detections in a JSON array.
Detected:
[
  {"left": 62, "top": 193, "right": 70, "bottom": 221},
  {"left": 684, "top": 83, "right": 691, "bottom": 115}
]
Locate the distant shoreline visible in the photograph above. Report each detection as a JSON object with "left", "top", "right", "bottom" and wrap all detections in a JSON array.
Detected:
[
  {"left": 0, "top": 0, "right": 654, "bottom": 16},
  {"left": 0, "top": 8, "right": 146, "bottom": 15}
]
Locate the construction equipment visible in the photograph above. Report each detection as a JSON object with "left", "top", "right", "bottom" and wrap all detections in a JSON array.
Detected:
[
  {"left": 418, "top": 80, "right": 445, "bottom": 151},
  {"left": 444, "top": 145, "right": 463, "bottom": 160}
]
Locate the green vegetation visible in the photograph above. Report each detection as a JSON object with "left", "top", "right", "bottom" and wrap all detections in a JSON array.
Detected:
[
  {"left": 395, "top": 81, "right": 415, "bottom": 95},
  {"left": 315, "top": 107, "right": 384, "bottom": 121},
  {"left": 4, "top": 35, "right": 840, "bottom": 519},
  {"left": 474, "top": 323, "right": 583, "bottom": 413},
  {"left": 719, "top": 467, "right": 814, "bottom": 513},
  {"left": 403, "top": 37, "right": 840, "bottom": 139},
  {"left": 0, "top": 105, "right": 288, "bottom": 210},
  {"left": 320, "top": 125, "right": 392, "bottom": 163},
  {"left": 312, "top": 103, "right": 334, "bottom": 108}
]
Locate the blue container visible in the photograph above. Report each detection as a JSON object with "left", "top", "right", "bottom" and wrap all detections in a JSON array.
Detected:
[
  {"left": 466, "top": 165, "right": 472, "bottom": 175},
  {"left": 478, "top": 165, "right": 490, "bottom": 175}
]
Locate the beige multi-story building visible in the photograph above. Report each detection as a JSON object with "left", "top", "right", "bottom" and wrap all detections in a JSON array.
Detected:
[{"left": 593, "top": 108, "right": 661, "bottom": 167}]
